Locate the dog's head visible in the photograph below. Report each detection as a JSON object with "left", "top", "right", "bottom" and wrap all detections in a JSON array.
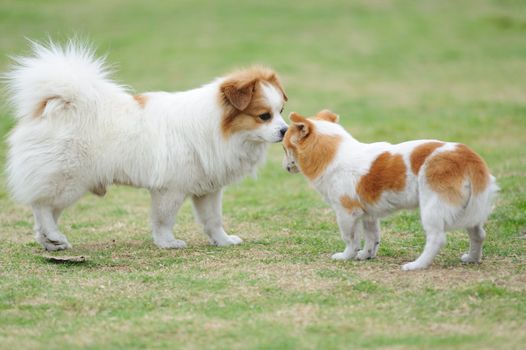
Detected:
[
  {"left": 282, "top": 110, "right": 342, "bottom": 179},
  {"left": 219, "top": 66, "right": 288, "bottom": 143}
]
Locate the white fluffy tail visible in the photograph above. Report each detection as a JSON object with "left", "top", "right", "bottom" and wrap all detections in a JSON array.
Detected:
[
  {"left": 4, "top": 39, "right": 123, "bottom": 121},
  {"left": 466, "top": 174, "right": 499, "bottom": 228}
]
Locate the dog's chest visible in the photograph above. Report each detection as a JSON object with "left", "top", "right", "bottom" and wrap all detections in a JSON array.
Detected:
[{"left": 189, "top": 144, "right": 266, "bottom": 195}]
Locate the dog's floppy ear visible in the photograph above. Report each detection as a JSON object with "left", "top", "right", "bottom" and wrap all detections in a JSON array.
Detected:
[
  {"left": 220, "top": 79, "right": 257, "bottom": 111},
  {"left": 315, "top": 109, "right": 339, "bottom": 123},
  {"left": 290, "top": 112, "right": 311, "bottom": 139}
]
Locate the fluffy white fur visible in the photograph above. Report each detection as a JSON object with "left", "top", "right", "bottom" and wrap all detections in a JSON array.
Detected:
[
  {"left": 5, "top": 40, "right": 288, "bottom": 251},
  {"left": 283, "top": 111, "right": 499, "bottom": 270}
]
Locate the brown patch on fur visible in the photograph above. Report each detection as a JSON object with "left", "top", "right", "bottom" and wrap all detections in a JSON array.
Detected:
[
  {"left": 410, "top": 141, "right": 445, "bottom": 175},
  {"left": 314, "top": 109, "right": 339, "bottom": 123},
  {"left": 426, "top": 144, "right": 490, "bottom": 204},
  {"left": 222, "top": 113, "right": 265, "bottom": 135},
  {"left": 269, "top": 75, "right": 288, "bottom": 102},
  {"left": 133, "top": 94, "right": 148, "bottom": 108},
  {"left": 34, "top": 99, "right": 48, "bottom": 118},
  {"left": 283, "top": 114, "right": 341, "bottom": 180},
  {"left": 357, "top": 152, "right": 407, "bottom": 204},
  {"left": 219, "top": 66, "right": 287, "bottom": 137},
  {"left": 288, "top": 112, "right": 311, "bottom": 140},
  {"left": 33, "top": 96, "right": 60, "bottom": 117},
  {"left": 340, "top": 195, "right": 362, "bottom": 214},
  {"left": 282, "top": 123, "right": 297, "bottom": 151},
  {"left": 220, "top": 85, "right": 270, "bottom": 136}
]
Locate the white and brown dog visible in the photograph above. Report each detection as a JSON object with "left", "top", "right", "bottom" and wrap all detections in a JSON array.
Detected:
[
  {"left": 282, "top": 110, "right": 498, "bottom": 270},
  {"left": 5, "top": 40, "right": 288, "bottom": 251}
]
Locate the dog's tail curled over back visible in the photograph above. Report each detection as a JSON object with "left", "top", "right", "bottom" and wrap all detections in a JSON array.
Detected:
[{"left": 4, "top": 39, "right": 125, "bottom": 121}]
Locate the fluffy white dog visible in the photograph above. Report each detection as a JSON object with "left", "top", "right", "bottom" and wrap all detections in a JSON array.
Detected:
[{"left": 5, "top": 40, "right": 288, "bottom": 251}]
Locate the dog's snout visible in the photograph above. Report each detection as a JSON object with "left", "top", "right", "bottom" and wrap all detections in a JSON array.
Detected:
[{"left": 280, "top": 127, "right": 288, "bottom": 137}]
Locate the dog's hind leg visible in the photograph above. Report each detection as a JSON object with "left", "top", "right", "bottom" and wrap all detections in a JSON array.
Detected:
[
  {"left": 150, "top": 189, "right": 187, "bottom": 249},
  {"left": 402, "top": 228, "right": 446, "bottom": 271},
  {"left": 192, "top": 190, "right": 242, "bottom": 246},
  {"left": 33, "top": 205, "right": 71, "bottom": 251},
  {"left": 461, "top": 224, "right": 486, "bottom": 263},
  {"left": 402, "top": 206, "right": 446, "bottom": 271}
]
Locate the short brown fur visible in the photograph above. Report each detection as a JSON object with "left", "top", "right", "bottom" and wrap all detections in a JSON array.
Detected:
[
  {"left": 219, "top": 66, "right": 287, "bottom": 137},
  {"left": 357, "top": 152, "right": 407, "bottom": 204},
  {"left": 340, "top": 195, "right": 362, "bottom": 214},
  {"left": 33, "top": 96, "right": 60, "bottom": 117},
  {"left": 34, "top": 99, "right": 48, "bottom": 118},
  {"left": 410, "top": 142, "right": 445, "bottom": 175},
  {"left": 284, "top": 114, "right": 342, "bottom": 180},
  {"left": 314, "top": 110, "right": 339, "bottom": 123},
  {"left": 426, "top": 144, "right": 489, "bottom": 204},
  {"left": 133, "top": 94, "right": 148, "bottom": 108}
]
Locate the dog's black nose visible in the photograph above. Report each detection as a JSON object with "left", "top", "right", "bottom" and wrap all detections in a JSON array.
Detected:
[{"left": 280, "top": 127, "right": 288, "bottom": 137}]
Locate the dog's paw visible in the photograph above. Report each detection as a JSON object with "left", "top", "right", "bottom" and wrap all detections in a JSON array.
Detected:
[
  {"left": 227, "top": 235, "right": 243, "bottom": 245},
  {"left": 461, "top": 253, "right": 481, "bottom": 263},
  {"left": 154, "top": 238, "right": 187, "bottom": 249},
  {"left": 331, "top": 252, "right": 351, "bottom": 261},
  {"left": 213, "top": 235, "right": 243, "bottom": 246},
  {"left": 355, "top": 249, "right": 373, "bottom": 261},
  {"left": 401, "top": 261, "right": 427, "bottom": 271},
  {"left": 42, "top": 240, "right": 72, "bottom": 251},
  {"left": 36, "top": 232, "right": 72, "bottom": 251}
]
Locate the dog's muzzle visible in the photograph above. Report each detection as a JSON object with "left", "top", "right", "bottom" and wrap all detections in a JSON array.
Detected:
[{"left": 286, "top": 164, "right": 300, "bottom": 173}]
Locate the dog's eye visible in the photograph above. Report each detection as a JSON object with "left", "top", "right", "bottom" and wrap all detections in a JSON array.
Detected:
[
  {"left": 280, "top": 107, "right": 284, "bottom": 114},
  {"left": 259, "top": 113, "right": 272, "bottom": 121}
]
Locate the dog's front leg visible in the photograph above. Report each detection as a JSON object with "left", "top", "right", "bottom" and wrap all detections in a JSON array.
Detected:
[
  {"left": 356, "top": 218, "right": 380, "bottom": 260},
  {"left": 33, "top": 205, "right": 71, "bottom": 251},
  {"left": 150, "top": 189, "right": 187, "bottom": 249},
  {"left": 192, "top": 190, "right": 242, "bottom": 246},
  {"left": 331, "top": 211, "right": 361, "bottom": 260}
]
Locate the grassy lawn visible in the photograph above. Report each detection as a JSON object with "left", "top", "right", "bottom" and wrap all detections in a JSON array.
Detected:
[{"left": 1, "top": 0, "right": 525, "bottom": 349}]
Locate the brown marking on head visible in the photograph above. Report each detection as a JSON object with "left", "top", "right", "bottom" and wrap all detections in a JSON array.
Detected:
[
  {"left": 314, "top": 109, "right": 339, "bottom": 123},
  {"left": 268, "top": 74, "right": 288, "bottom": 102},
  {"left": 410, "top": 142, "right": 445, "bottom": 175},
  {"left": 340, "top": 195, "right": 362, "bottom": 214},
  {"left": 287, "top": 112, "right": 311, "bottom": 141},
  {"left": 356, "top": 152, "right": 407, "bottom": 204},
  {"left": 219, "top": 66, "right": 287, "bottom": 137},
  {"left": 133, "top": 94, "right": 148, "bottom": 108},
  {"left": 283, "top": 112, "right": 341, "bottom": 180},
  {"left": 425, "top": 144, "right": 490, "bottom": 204}
]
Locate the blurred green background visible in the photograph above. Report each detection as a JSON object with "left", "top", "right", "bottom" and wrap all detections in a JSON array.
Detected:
[{"left": 0, "top": 1, "right": 525, "bottom": 349}]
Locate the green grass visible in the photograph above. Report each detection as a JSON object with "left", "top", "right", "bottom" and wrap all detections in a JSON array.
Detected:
[{"left": 1, "top": 0, "right": 525, "bottom": 349}]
